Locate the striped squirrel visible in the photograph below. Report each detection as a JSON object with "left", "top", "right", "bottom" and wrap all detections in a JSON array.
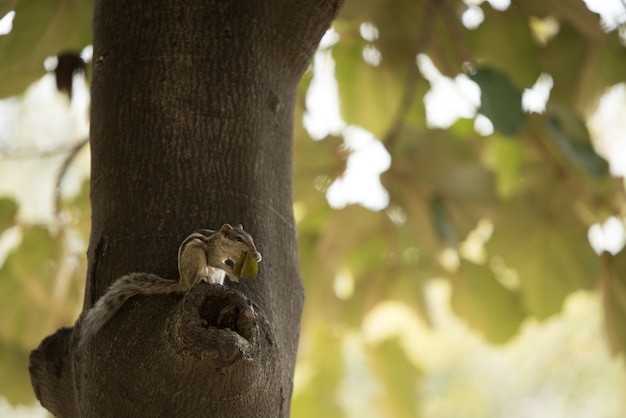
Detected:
[{"left": 79, "top": 224, "right": 262, "bottom": 345}]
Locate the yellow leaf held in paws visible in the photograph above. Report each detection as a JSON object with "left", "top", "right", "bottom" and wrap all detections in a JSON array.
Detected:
[{"left": 233, "top": 251, "right": 259, "bottom": 279}]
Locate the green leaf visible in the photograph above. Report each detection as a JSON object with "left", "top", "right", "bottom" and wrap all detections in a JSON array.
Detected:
[
  {"left": 465, "top": 6, "right": 541, "bottom": 87},
  {"left": 546, "top": 109, "right": 609, "bottom": 178},
  {"left": 486, "top": 180, "right": 598, "bottom": 319},
  {"left": 333, "top": 0, "right": 429, "bottom": 137},
  {"left": 5, "top": 225, "right": 61, "bottom": 279},
  {"left": 0, "top": 197, "right": 18, "bottom": 233},
  {"left": 481, "top": 135, "right": 527, "bottom": 198},
  {"left": 471, "top": 67, "right": 526, "bottom": 137},
  {"left": 0, "top": 0, "right": 94, "bottom": 97},
  {"left": 0, "top": 226, "right": 63, "bottom": 348},
  {"left": 451, "top": 260, "right": 525, "bottom": 343},
  {"left": 536, "top": 22, "right": 589, "bottom": 107},
  {"left": 232, "top": 251, "right": 259, "bottom": 280},
  {"left": 332, "top": 39, "right": 407, "bottom": 137}
]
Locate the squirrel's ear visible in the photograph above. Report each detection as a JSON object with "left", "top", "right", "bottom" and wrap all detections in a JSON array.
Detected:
[
  {"left": 237, "top": 224, "right": 244, "bottom": 230},
  {"left": 220, "top": 224, "right": 233, "bottom": 234}
]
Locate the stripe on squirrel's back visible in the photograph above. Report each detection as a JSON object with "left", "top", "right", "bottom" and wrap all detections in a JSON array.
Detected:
[{"left": 182, "top": 230, "right": 215, "bottom": 245}]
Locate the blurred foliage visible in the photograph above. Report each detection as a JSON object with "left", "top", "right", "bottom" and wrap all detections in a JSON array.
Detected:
[
  {"left": 601, "top": 250, "right": 626, "bottom": 354},
  {"left": 0, "top": 185, "right": 89, "bottom": 405},
  {"left": 1, "top": 0, "right": 626, "bottom": 415},
  {"left": 0, "top": 0, "right": 93, "bottom": 96},
  {"left": 293, "top": 0, "right": 626, "bottom": 415}
]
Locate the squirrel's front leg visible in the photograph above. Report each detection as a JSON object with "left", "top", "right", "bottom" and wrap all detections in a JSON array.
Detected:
[{"left": 221, "top": 262, "right": 240, "bottom": 283}]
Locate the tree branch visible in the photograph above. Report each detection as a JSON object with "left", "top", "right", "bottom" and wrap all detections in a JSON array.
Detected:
[
  {"left": 440, "top": 0, "right": 474, "bottom": 65},
  {"left": 54, "top": 137, "right": 89, "bottom": 226},
  {"left": 383, "top": 0, "right": 440, "bottom": 150}
]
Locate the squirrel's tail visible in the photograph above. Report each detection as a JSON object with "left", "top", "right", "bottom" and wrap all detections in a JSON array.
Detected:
[{"left": 79, "top": 273, "right": 180, "bottom": 347}]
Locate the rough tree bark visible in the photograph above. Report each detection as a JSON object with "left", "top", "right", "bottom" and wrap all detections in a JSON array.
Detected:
[{"left": 29, "top": 1, "right": 342, "bottom": 416}]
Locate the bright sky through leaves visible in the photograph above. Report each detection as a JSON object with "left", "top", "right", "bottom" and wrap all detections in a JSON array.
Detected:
[
  {"left": 305, "top": 0, "right": 626, "bottom": 251},
  {"left": 0, "top": 10, "right": 14, "bottom": 35}
]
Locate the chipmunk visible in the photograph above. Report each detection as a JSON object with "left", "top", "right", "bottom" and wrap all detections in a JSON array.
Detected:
[{"left": 79, "top": 224, "right": 262, "bottom": 345}]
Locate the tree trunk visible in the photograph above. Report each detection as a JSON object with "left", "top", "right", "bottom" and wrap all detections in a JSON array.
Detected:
[{"left": 29, "top": 1, "right": 342, "bottom": 416}]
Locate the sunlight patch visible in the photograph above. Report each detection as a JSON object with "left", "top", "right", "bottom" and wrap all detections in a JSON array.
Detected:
[
  {"left": 588, "top": 216, "right": 626, "bottom": 255},
  {"left": 474, "top": 114, "right": 494, "bottom": 136},
  {"left": 587, "top": 83, "right": 626, "bottom": 177},
  {"left": 305, "top": 29, "right": 394, "bottom": 211},
  {"left": 362, "top": 300, "right": 444, "bottom": 370},
  {"left": 462, "top": 6, "right": 484, "bottom": 30},
  {"left": 582, "top": 0, "right": 626, "bottom": 31},
  {"left": 0, "top": 74, "right": 90, "bottom": 222},
  {"left": 337, "top": 333, "right": 381, "bottom": 418},
  {"left": 522, "top": 73, "right": 553, "bottom": 114},
  {"left": 333, "top": 268, "right": 355, "bottom": 300},
  {"left": 460, "top": 218, "right": 493, "bottom": 264},
  {"left": 0, "top": 10, "right": 15, "bottom": 36},
  {"left": 304, "top": 49, "right": 345, "bottom": 140},
  {"left": 326, "top": 126, "right": 390, "bottom": 211},
  {"left": 529, "top": 16, "right": 560, "bottom": 45},
  {"left": 418, "top": 54, "right": 480, "bottom": 129},
  {"left": 362, "top": 45, "right": 382, "bottom": 67},
  {"left": 359, "top": 22, "right": 379, "bottom": 42}
]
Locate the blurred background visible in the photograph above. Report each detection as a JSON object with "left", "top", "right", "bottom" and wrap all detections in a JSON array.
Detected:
[{"left": 1, "top": 0, "right": 626, "bottom": 417}]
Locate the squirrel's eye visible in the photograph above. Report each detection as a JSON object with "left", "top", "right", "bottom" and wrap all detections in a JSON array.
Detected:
[{"left": 236, "top": 236, "right": 244, "bottom": 242}]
